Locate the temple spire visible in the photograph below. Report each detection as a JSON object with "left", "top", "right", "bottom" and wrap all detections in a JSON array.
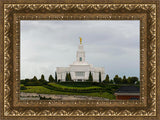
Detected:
[{"left": 79, "top": 37, "right": 82, "bottom": 44}]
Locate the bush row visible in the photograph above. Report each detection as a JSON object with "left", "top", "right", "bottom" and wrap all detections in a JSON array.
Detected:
[
  {"left": 43, "top": 84, "right": 105, "bottom": 93},
  {"left": 58, "top": 82, "right": 101, "bottom": 87},
  {"left": 21, "top": 80, "right": 48, "bottom": 86}
]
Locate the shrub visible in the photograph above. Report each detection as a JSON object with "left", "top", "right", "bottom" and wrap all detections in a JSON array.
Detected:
[
  {"left": 20, "top": 86, "right": 27, "bottom": 90},
  {"left": 46, "top": 83, "right": 103, "bottom": 93}
]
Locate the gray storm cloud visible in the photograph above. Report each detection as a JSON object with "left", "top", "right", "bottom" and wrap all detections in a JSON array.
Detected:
[{"left": 20, "top": 20, "right": 140, "bottom": 80}]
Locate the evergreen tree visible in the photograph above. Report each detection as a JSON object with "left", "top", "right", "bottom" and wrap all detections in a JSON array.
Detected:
[
  {"left": 88, "top": 71, "right": 93, "bottom": 82},
  {"left": 30, "top": 76, "right": 38, "bottom": 84},
  {"left": 127, "top": 77, "right": 131, "bottom": 84},
  {"left": 113, "top": 75, "right": 121, "bottom": 84},
  {"left": 68, "top": 72, "right": 72, "bottom": 81},
  {"left": 41, "top": 74, "right": 45, "bottom": 81},
  {"left": 39, "top": 74, "right": 47, "bottom": 84},
  {"left": 122, "top": 75, "right": 127, "bottom": 84},
  {"left": 32, "top": 76, "right": 38, "bottom": 81},
  {"left": 99, "top": 72, "right": 101, "bottom": 83},
  {"left": 65, "top": 73, "right": 69, "bottom": 82},
  {"left": 49, "top": 75, "right": 54, "bottom": 82},
  {"left": 55, "top": 72, "right": 57, "bottom": 82},
  {"left": 103, "top": 74, "right": 109, "bottom": 83}
]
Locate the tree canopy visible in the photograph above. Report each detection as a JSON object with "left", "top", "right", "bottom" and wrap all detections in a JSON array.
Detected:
[
  {"left": 49, "top": 75, "right": 55, "bottom": 82},
  {"left": 65, "top": 72, "right": 72, "bottom": 82},
  {"left": 113, "top": 75, "right": 122, "bottom": 84},
  {"left": 55, "top": 72, "right": 57, "bottom": 82},
  {"left": 88, "top": 71, "right": 93, "bottom": 82},
  {"left": 103, "top": 74, "right": 109, "bottom": 83}
]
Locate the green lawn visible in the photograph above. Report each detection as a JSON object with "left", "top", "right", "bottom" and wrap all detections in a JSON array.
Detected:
[
  {"left": 48, "top": 83, "right": 101, "bottom": 89},
  {"left": 21, "top": 85, "right": 116, "bottom": 99},
  {"left": 47, "top": 83, "right": 102, "bottom": 93},
  {"left": 20, "top": 84, "right": 24, "bottom": 87}
]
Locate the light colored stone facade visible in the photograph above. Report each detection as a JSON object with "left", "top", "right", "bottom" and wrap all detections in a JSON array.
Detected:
[{"left": 56, "top": 41, "right": 105, "bottom": 82}]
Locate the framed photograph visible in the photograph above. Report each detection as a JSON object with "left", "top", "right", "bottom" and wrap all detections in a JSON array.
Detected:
[
  {"left": 0, "top": 0, "right": 160, "bottom": 120},
  {"left": 20, "top": 20, "right": 140, "bottom": 101}
]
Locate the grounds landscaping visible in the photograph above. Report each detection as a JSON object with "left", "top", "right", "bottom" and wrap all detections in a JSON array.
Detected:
[
  {"left": 20, "top": 74, "right": 140, "bottom": 100},
  {"left": 20, "top": 82, "right": 120, "bottom": 99}
]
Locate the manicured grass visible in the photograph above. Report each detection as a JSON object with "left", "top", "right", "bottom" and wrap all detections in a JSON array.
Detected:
[
  {"left": 21, "top": 86, "right": 53, "bottom": 94},
  {"left": 21, "top": 85, "right": 116, "bottom": 99},
  {"left": 48, "top": 83, "right": 102, "bottom": 90},
  {"left": 46, "top": 83, "right": 104, "bottom": 93}
]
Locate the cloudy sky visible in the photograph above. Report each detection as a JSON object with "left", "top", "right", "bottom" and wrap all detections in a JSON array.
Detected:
[{"left": 20, "top": 20, "right": 140, "bottom": 80}]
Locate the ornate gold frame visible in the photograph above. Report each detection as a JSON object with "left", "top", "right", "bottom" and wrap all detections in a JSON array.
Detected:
[{"left": 0, "top": 0, "right": 160, "bottom": 119}]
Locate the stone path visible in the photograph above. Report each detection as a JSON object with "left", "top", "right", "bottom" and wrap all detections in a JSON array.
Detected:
[{"left": 20, "top": 92, "right": 109, "bottom": 100}]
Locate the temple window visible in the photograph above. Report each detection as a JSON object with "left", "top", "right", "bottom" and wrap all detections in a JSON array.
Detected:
[{"left": 80, "top": 57, "right": 82, "bottom": 61}]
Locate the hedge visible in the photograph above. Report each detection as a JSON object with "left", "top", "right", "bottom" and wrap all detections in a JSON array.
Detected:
[{"left": 44, "top": 83, "right": 104, "bottom": 93}]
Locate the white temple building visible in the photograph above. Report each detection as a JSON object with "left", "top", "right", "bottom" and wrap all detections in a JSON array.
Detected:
[{"left": 56, "top": 38, "right": 105, "bottom": 82}]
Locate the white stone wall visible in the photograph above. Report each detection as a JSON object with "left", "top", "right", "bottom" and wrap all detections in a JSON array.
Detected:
[{"left": 56, "top": 65, "right": 105, "bottom": 82}]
